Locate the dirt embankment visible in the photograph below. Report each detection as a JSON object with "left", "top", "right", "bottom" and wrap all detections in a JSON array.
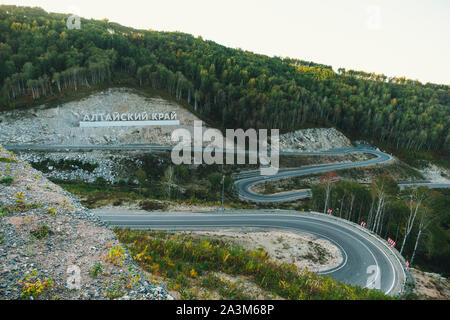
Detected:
[{"left": 410, "top": 268, "right": 449, "bottom": 300}]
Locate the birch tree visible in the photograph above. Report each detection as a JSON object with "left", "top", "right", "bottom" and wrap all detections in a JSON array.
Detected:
[
  {"left": 162, "top": 166, "right": 175, "bottom": 200},
  {"left": 369, "top": 175, "right": 398, "bottom": 233},
  {"left": 410, "top": 205, "right": 433, "bottom": 265},
  {"left": 320, "top": 170, "right": 340, "bottom": 214},
  {"left": 400, "top": 186, "right": 429, "bottom": 255}
]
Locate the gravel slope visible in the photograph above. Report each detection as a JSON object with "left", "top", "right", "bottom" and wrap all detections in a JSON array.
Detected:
[{"left": 0, "top": 145, "right": 172, "bottom": 300}]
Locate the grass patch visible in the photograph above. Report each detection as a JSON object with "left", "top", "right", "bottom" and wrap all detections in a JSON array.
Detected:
[
  {"left": 0, "top": 176, "right": 14, "bottom": 186},
  {"left": 116, "top": 229, "right": 392, "bottom": 300},
  {"left": 30, "top": 225, "right": 53, "bottom": 239},
  {"left": 51, "top": 177, "right": 231, "bottom": 209},
  {"left": 302, "top": 242, "right": 329, "bottom": 265},
  {"left": 49, "top": 179, "right": 146, "bottom": 208},
  {"left": 199, "top": 273, "right": 258, "bottom": 300},
  {"left": 89, "top": 263, "right": 103, "bottom": 278},
  {"left": 0, "top": 157, "right": 15, "bottom": 163},
  {"left": 0, "top": 206, "right": 13, "bottom": 218}
]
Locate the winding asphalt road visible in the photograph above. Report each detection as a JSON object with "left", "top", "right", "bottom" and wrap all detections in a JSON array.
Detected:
[
  {"left": 6, "top": 144, "right": 448, "bottom": 203},
  {"left": 95, "top": 210, "right": 405, "bottom": 295},
  {"left": 235, "top": 147, "right": 393, "bottom": 202},
  {"left": 234, "top": 147, "right": 450, "bottom": 202},
  {"left": 6, "top": 143, "right": 448, "bottom": 296}
]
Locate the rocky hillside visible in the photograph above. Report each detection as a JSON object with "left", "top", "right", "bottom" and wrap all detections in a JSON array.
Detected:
[
  {"left": 14, "top": 149, "right": 146, "bottom": 184},
  {"left": 0, "top": 145, "right": 172, "bottom": 300},
  {"left": 279, "top": 128, "right": 352, "bottom": 152},
  {"left": 0, "top": 87, "right": 201, "bottom": 146},
  {"left": 411, "top": 268, "right": 449, "bottom": 300},
  {"left": 0, "top": 87, "right": 354, "bottom": 152}
]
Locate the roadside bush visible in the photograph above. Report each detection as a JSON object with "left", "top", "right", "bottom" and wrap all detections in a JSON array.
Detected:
[
  {"left": 94, "top": 177, "right": 108, "bottom": 186},
  {"left": 174, "top": 165, "right": 191, "bottom": 183},
  {"left": 116, "top": 229, "right": 392, "bottom": 300},
  {"left": 139, "top": 200, "right": 167, "bottom": 211},
  {"left": 208, "top": 173, "right": 223, "bottom": 191}
]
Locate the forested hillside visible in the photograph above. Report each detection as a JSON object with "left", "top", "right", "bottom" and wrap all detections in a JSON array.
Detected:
[
  {"left": 0, "top": 5, "right": 449, "bottom": 154},
  {"left": 312, "top": 175, "right": 450, "bottom": 276}
]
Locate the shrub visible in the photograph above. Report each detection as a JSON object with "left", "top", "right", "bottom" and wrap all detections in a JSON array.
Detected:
[
  {"left": 0, "top": 157, "right": 15, "bottom": 163},
  {"left": 89, "top": 263, "right": 103, "bottom": 278},
  {"left": 174, "top": 165, "right": 191, "bottom": 183},
  {"left": 30, "top": 225, "right": 53, "bottom": 239},
  {"left": 103, "top": 279, "right": 126, "bottom": 300},
  {"left": 15, "top": 192, "right": 25, "bottom": 208},
  {"left": 0, "top": 206, "right": 12, "bottom": 218},
  {"left": 102, "top": 266, "right": 140, "bottom": 299},
  {"left": 95, "top": 177, "right": 108, "bottom": 186},
  {"left": 123, "top": 265, "right": 140, "bottom": 289},
  {"left": 17, "top": 270, "right": 54, "bottom": 299},
  {"left": 139, "top": 200, "right": 167, "bottom": 211},
  {"left": 190, "top": 268, "right": 198, "bottom": 278},
  {"left": 208, "top": 173, "right": 223, "bottom": 191},
  {"left": 104, "top": 245, "right": 126, "bottom": 266},
  {"left": 113, "top": 199, "right": 123, "bottom": 206},
  {"left": 0, "top": 176, "right": 14, "bottom": 186}
]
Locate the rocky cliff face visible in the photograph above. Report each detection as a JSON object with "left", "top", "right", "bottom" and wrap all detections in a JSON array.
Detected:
[
  {"left": 0, "top": 87, "right": 201, "bottom": 146},
  {"left": 279, "top": 128, "right": 353, "bottom": 152},
  {"left": 0, "top": 146, "right": 172, "bottom": 300},
  {"left": 1, "top": 87, "right": 353, "bottom": 153}
]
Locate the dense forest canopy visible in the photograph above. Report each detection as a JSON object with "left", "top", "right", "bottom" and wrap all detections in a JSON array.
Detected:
[{"left": 0, "top": 5, "right": 449, "bottom": 153}]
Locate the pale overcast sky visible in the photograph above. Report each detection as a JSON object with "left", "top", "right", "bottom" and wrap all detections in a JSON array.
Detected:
[{"left": 2, "top": 0, "right": 450, "bottom": 84}]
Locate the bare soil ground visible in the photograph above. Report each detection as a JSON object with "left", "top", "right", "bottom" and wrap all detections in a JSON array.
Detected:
[
  {"left": 95, "top": 200, "right": 224, "bottom": 213},
  {"left": 183, "top": 229, "right": 343, "bottom": 273},
  {"left": 411, "top": 268, "right": 450, "bottom": 300}
]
